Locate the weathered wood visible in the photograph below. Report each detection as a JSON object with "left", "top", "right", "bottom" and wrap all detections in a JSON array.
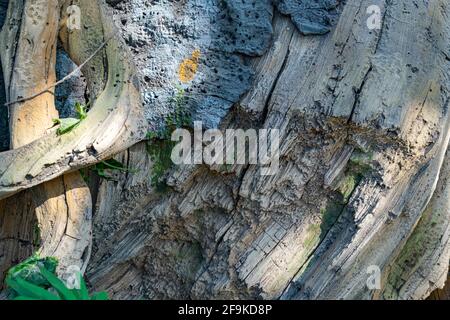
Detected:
[
  {"left": 84, "top": 0, "right": 450, "bottom": 300},
  {"left": 0, "top": 0, "right": 449, "bottom": 301},
  {"left": 0, "top": 0, "right": 92, "bottom": 285},
  {"left": 0, "top": 0, "right": 147, "bottom": 201}
]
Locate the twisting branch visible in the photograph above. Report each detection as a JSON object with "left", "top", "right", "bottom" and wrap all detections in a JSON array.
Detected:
[
  {"left": 3, "top": 34, "right": 114, "bottom": 107},
  {"left": 0, "top": 0, "right": 147, "bottom": 201}
]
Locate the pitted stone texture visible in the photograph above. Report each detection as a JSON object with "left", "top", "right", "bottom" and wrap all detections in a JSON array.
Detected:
[
  {"left": 108, "top": 0, "right": 273, "bottom": 127},
  {"left": 108, "top": 0, "right": 273, "bottom": 129},
  {"left": 275, "top": 0, "right": 341, "bottom": 35},
  {"left": 107, "top": 0, "right": 343, "bottom": 130}
]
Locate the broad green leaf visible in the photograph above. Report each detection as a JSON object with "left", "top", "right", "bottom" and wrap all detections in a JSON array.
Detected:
[
  {"left": 6, "top": 254, "right": 108, "bottom": 301},
  {"left": 90, "top": 291, "right": 109, "bottom": 300},
  {"left": 78, "top": 273, "right": 90, "bottom": 300},
  {"left": 75, "top": 103, "right": 88, "bottom": 120},
  {"left": 14, "top": 296, "right": 40, "bottom": 300},
  {"left": 53, "top": 118, "right": 81, "bottom": 135},
  {"left": 6, "top": 254, "right": 58, "bottom": 288},
  {"left": 39, "top": 267, "right": 77, "bottom": 300},
  {"left": 6, "top": 277, "right": 60, "bottom": 300},
  {"left": 70, "top": 288, "right": 82, "bottom": 300}
]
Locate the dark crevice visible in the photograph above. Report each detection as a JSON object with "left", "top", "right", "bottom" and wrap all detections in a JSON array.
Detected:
[
  {"left": 51, "top": 175, "right": 71, "bottom": 257},
  {"left": 373, "top": 0, "right": 390, "bottom": 54},
  {"left": 260, "top": 31, "right": 294, "bottom": 126},
  {"left": 347, "top": 64, "right": 373, "bottom": 124},
  {"left": 0, "top": 60, "right": 8, "bottom": 152},
  {"left": 55, "top": 45, "right": 88, "bottom": 118},
  {"left": 0, "top": 0, "right": 11, "bottom": 151}
]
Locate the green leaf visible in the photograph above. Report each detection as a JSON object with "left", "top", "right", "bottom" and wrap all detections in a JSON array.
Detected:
[
  {"left": 94, "top": 164, "right": 109, "bottom": 180},
  {"left": 6, "top": 277, "right": 60, "bottom": 300},
  {"left": 52, "top": 101, "right": 89, "bottom": 136},
  {"left": 6, "top": 254, "right": 109, "bottom": 301},
  {"left": 14, "top": 296, "right": 40, "bottom": 300},
  {"left": 39, "top": 267, "right": 77, "bottom": 300},
  {"left": 102, "top": 159, "right": 127, "bottom": 171},
  {"left": 6, "top": 253, "right": 58, "bottom": 288},
  {"left": 102, "top": 159, "right": 138, "bottom": 173},
  {"left": 90, "top": 291, "right": 109, "bottom": 300},
  {"left": 88, "top": 158, "right": 137, "bottom": 181},
  {"left": 78, "top": 273, "right": 90, "bottom": 300},
  {"left": 75, "top": 103, "right": 88, "bottom": 120},
  {"left": 54, "top": 118, "right": 81, "bottom": 135}
]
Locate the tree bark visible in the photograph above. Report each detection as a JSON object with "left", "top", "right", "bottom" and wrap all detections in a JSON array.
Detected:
[{"left": 0, "top": 0, "right": 449, "bottom": 300}]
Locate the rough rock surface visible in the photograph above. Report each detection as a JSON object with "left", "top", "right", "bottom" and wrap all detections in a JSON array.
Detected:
[
  {"left": 108, "top": 0, "right": 341, "bottom": 129},
  {"left": 108, "top": 0, "right": 274, "bottom": 129},
  {"left": 274, "top": 0, "right": 341, "bottom": 35}
]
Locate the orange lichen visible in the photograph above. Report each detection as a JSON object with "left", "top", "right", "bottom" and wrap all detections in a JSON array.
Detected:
[{"left": 178, "top": 49, "right": 201, "bottom": 83}]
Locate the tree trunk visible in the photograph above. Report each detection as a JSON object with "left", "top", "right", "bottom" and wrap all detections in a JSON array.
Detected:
[
  {"left": 0, "top": 0, "right": 93, "bottom": 285},
  {"left": 0, "top": 0, "right": 449, "bottom": 300}
]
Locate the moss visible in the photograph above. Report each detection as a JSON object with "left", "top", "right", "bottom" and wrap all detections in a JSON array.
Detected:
[
  {"left": 146, "top": 138, "right": 177, "bottom": 192},
  {"left": 302, "top": 200, "right": 344, "bottom": 256},
  {"left": 292, "top": 150, "right": 372, "bottom": 285},
  {"left": 338, "top": 174, "right": 359, "bottom": 203},
  {"left": 336, "top": 149, "right": 373, "bottom": 204},
  {"left": 304, "top": 223, "right": 321, "bottom": 249},
  {"left": 304, "top": 201, "right": 346, "bottom": 252},
  {"left": 146, "top": 86, "right": 192, "bottom": 191},
  {"left": 320, "top": 200, "right": 344, "bottom": 237},
  {"left": 382, "top": 204, "right": 446, "bottom": 299},
  {"left": 350, "top": 148, "right": 373, "bottom": 166}
]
